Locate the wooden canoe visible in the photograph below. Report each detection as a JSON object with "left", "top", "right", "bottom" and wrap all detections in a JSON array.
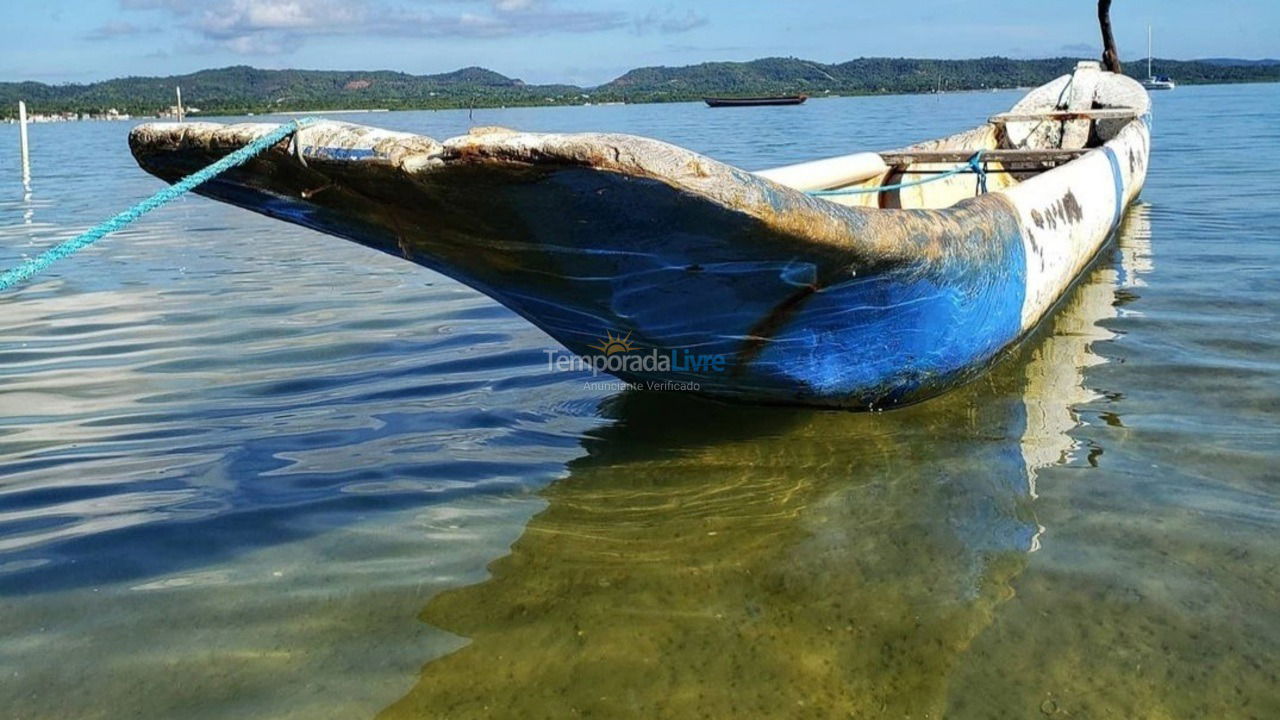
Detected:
[
  {"left": 703, "top": 95, "right": 808, "bottom": 107},
  {"left": 129, "top": 61, "right": 1150, "bottom": 410}
]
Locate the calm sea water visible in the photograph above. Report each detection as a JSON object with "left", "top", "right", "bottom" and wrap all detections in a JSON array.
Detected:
[{"left": 1, "top": 84, "right": 1277, "bottom": 719}]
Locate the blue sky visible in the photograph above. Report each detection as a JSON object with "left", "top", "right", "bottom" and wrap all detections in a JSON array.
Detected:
[{"left": 5, "top": 0, "right": 1278, "bottom": 86}]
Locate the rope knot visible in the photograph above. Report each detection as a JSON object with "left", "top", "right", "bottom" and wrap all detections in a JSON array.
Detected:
[{"left": 967, "top": 149, "right": 989, "bottom": 194}]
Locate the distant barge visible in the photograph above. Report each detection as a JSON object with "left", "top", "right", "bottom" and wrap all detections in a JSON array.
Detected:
[{"left": 703, "top": 95, "right": 807, "bottom": 107}]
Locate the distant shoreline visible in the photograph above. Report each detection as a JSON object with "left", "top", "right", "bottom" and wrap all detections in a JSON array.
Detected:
[
  {"left": 175, "top": 78, "right": 1280, "bottom": 119},
  {"left": 176, "top": 79, "right": 1271, "bottom": 122},
  {"left": 4, "top": 56, "right": 1279, "bottom": 120},
  {"left": 272, "top": 109, "right": 390, "bottom": 115},
  {"left": 10, "top": 79, "right": 1280, "bottom": 124}
]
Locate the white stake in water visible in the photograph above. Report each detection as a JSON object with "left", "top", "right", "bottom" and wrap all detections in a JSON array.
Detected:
[
  {"left": 176, "top": 86, "right": 184, "bottom": 123},
  {"left": 18, "top": 101, "right": 31, "bottom": 187}
]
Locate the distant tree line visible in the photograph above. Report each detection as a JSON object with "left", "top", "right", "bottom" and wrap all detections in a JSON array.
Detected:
[{"left": 2, "top": 56, "right": 1277, "bottom": 118}]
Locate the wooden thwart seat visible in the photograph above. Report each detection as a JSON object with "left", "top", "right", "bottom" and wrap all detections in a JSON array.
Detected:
[
  {"left": 879, "top": 148, "right": 1090, "bottom": 166},
  {"left": 988, "top": 108, "right": 1141, "bottom": 124}
]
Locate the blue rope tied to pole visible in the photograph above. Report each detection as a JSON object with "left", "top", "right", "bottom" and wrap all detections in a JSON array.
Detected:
[
  {"left": 806, "top": 149, "right": 988, "bottom": 197},
  {"left": 0, "top": 118, "right": 313, "bottom": 293}
]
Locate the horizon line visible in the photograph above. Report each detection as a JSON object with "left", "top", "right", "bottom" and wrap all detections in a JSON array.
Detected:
[{"left": 6, "top": 53, "right": 1277, "bottom": 88}]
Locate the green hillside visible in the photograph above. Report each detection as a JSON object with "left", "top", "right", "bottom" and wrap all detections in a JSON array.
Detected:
[
  {"left": 3, "top": 56, "right": 1278, "bottom": 118},
  {"left": 601, "top": 56, "right": 1280, "bottom": 100}
]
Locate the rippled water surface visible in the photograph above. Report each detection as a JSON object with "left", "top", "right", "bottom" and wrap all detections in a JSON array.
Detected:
[{"left": 1, "top": 84, "right": 1278, "bottom": 719}]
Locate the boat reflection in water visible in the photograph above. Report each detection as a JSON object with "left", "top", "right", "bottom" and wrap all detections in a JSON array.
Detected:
[{"left": 378, "top": 208, "right": 1152, "bottom": 719}]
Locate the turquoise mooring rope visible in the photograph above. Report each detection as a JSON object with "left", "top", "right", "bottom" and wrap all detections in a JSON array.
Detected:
[
  {"left": 0, "top": 118, "right": 313, "bottom": 293},
  {"left": 806, "top": 149, "right": 988, "bottom": 196}
]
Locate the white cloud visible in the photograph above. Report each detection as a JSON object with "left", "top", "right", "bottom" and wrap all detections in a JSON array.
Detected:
[
  {"left": 119, "top": 0, "right": 639, "bottom": 54},
  {"left": 84, "top": 21, "right": 151, "bottom": 40},
  {"left": 493, "top": 0, "right": 537, "bottom": 11},
  {"left": 197, "top": 0, "right": 368, "bottom": 39},
  {"left": 220, "top": 32, "right": 304, "bottom": 55},
  {"left": 633, "top": 7, "right": 708, "bottom": 35}
]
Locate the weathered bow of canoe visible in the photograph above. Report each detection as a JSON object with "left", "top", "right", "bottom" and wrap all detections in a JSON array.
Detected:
[{"left": 129, "top": 63, "right": 1148, "bottom": 409}]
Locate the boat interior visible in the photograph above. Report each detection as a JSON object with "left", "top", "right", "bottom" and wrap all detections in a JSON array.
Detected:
[{"left": 754, "top": 62, "right": 1149, "bottom": 210}]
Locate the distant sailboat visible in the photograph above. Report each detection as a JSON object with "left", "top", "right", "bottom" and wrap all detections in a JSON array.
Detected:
[{"left": 1142, "top": 25, "right": 1176, "bottom": 90}]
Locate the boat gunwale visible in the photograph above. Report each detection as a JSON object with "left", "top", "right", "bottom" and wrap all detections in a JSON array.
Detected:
[{"left": 130, "top": 107, "right": 1148, "bottom": 280}]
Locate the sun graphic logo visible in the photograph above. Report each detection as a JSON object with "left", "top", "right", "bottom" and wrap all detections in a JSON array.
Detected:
[{"left": 588, "top": 330, "right": 638, "bottom": 356}]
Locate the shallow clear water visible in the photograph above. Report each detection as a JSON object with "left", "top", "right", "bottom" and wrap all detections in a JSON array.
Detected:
[{"left": 1, "top": 84, "right": 1277, "bottom": 719}]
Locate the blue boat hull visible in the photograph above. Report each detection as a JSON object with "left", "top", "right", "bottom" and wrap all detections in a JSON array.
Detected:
[
  {"left": 131, "top": 63, "right": 1149, "bottom": 409},
  {"left": 135, "top": 147, "right": 1030, "bottom": 409}
]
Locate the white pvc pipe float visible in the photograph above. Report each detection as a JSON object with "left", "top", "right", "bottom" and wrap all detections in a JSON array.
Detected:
[
  {"left": 18, "top": 101, "right": 30, "bottom": 186},
  {"left": 754, "top": 151, "right": 888, "bottom": 192}
]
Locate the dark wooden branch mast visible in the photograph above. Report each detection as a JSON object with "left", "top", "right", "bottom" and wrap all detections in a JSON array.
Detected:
[{"left": 1098, "top": 0, "right": 1123, "bottom": 73}]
